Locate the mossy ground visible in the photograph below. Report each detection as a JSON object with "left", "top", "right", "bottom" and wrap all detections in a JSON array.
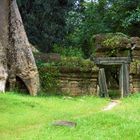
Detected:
[{"left": 1, "top": 93, "right": 140, "bottom": 140}]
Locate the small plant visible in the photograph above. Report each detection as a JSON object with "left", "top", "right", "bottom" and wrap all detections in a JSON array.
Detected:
[
  {"left": 91, "top": 32, "right": 130, "bottom": 49},
  {"left": 52, "top": 44, "right": 84, "bottom": 58},
  {"left": 37, "top": 62, "right": 60, "bottom": 93}
]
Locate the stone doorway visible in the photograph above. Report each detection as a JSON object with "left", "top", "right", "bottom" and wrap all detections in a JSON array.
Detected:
[
  {"left": 100, "top": 65, "right": 121, "bottom": 98},
  {"left": 93, "top": 57, "right": 131, "bottom": 98}
]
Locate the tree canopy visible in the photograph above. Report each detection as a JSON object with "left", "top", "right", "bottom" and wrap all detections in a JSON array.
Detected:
[{"left": 17, "top": 0, "right": 140, "bottom": 57}]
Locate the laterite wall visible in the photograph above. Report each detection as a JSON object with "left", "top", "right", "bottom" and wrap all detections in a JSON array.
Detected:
[
  {"left": 59, "top": 69, "right": 98, "bottom": 96},
  {"left": 130, "top": 47, "right": 140, "bottom": 93},
  {"left": 36, "top": 54, "right": 99, "bottom": 96}
]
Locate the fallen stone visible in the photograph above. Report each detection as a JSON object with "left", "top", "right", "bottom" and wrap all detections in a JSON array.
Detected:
[
  {"left": 52, "top": 120, "right": 77, "bottom": 127},
  {"left": 102, "top": 100, "right": 120, "bottom": 111}
]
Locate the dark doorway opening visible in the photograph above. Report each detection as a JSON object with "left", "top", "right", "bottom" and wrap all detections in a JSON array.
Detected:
[
  {"left": 104, "top": 65, "right": 121, "bottom": 99},
  {"left": 92, "top": 57, "right": 130, "bottom": 98},
  {"left": 98, "top": 63, "right": 129, "bottom": 99}
]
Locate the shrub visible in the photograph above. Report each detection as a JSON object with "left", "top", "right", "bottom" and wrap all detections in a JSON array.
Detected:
[
  {"left": 37, "top": 62, "right": 60, "bottom": 94},
  {"left": 36, "top": 56, "right": 97, "bottom": 94},
  {"left": 91, "top": 32, "right": 130, "bottom": 49},
  {"left": 52, "top": 44, "right": 84, "bottom": 58}
]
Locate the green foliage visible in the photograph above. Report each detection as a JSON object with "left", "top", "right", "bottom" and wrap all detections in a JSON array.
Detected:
[
  {"left": 17, "top": 0, "right": 78, "bottom": 52},
  {"left": 101, "top": 33, "right": 130, "bottom": 48},
  {"left": 103, "top": 36, "right": 122, "bottom": 48},
  {"left": 52, "top": 44, "right": 84, "bottom": 57},
  {"left": 90, "top": 33, "right": 131, "bottom": 57},
  {"left": 72, "top": 1, "right": 111, "bottom": 57},
  {"left": 91, "top": 32, "right": 129, "bottom": 50},
  {"left": 122, "top": 8, "right": 140, "bottom": 28},
  {"left": 17, "top": 0, "right": 140, "bottom": 58},
  {"left": 37, "top": 62, "right": 60, "bottom": 93},
  {"left": 67, "top": 0, "right": 140, "bottom": 57},
  {"left": 104, "top": 0, "right": 140, "bottom": 36},
  {"left": 59, "top": 57, "right": 97, "bottom": 71}
]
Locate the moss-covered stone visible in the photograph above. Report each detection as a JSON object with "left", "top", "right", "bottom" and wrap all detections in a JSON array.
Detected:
[
  {"left": 130, "top": 60, "right": 140, "bottom": 74},
  {"left": 36, "top": 56, "right": 98, "bottom": 72},
  {"left": 58, "top": 57, "right": 98, "bottom": 71},
  {"left": 36, "top": 56, "right": 98, "bottom": 94},
  {"left": 91, "top": 33, "right": 131, "bottom": 50}
]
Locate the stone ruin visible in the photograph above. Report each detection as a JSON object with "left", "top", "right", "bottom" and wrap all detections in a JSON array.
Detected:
[
  {"left": 35, "top": 55, "right": 99, "bottom": 96},
  {"left": 36, "top": 33, "right": 140, "bottom": 98},
  {"left": 0, "top": 0, "right": 39, "bottom": 95},
  {"left": 91, "top": 33, "right": 140, "bottom": 98},
  {"left": 1, "top": 1, "right": 139, "bottom": 98}
]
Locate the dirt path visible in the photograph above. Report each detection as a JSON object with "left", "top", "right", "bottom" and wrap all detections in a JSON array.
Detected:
[{"left": 103, "top": 100, "right": 120, "bottom": 111}]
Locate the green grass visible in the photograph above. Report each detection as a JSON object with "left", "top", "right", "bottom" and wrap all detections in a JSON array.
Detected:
[{"left": 1, "top": 93, "right": 140, "bottom": 140}]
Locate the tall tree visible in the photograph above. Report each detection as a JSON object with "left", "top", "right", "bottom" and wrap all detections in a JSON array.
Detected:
[
  {"left": 0, "top": 0, "right": 39, "bottom": 95},
  {"left": 17, "top": 0, "right": 77, "bottom": 52}
]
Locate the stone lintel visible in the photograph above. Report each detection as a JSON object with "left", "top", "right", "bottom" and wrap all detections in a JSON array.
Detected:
[{"left": 91, "top": 57, "right": 131, "bottom": 65}]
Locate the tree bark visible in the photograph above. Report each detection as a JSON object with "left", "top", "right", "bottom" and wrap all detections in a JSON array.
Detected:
[
  {"left": 0, "top": 0, "right": 9, "bottom": 93},
  {"left": 0, "top": 0, "right": 40, "bottom": 95}
]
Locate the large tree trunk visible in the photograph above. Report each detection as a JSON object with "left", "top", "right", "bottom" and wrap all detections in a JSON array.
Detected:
[
  {"left": 0, "top": 0, "right": 39, "bottom": 95},
  {"left": 0, "top": 0, "right": 9, "bottom": 93}
]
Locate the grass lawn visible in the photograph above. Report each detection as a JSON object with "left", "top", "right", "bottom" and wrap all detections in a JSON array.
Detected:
[{"left": 0, "top": 93, "right": 140, "bottom": 140}]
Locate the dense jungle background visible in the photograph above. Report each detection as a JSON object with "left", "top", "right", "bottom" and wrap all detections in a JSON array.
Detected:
[{"left": 17, "top": 0, "right": 140, "bottom": 57}]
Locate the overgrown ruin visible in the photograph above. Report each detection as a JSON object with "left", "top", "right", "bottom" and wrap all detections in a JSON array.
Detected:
[
  {"left": 0, "top": 0, "right": 39, "bottom": 95},
  {"left": 36, "top": 33, "right": 140, "bottom": 98},
  {"left": 91, "top": 33, "right": 140, "bottom": 98}
]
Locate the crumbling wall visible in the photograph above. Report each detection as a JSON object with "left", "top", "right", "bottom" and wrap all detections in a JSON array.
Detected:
[
  {"left": 92, "top": 33, "right": 140, "bottom": 94},
  {"left": 130, "top": 37, "right": 140, "bottom": 93},
  {"left": 91, "top": 33, "right": 131, "bottom": 57},
  {"left": 59, "top": 70, "right": 98, "bottom": 96},
  {"left": 37, "top": 55, "right": 98, "bottom": 96}
]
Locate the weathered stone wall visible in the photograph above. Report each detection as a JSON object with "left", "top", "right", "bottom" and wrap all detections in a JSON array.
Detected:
[
  {"left": 130, "top": 47, "right": 140, "bottom": 93},
  {"left": 130, "top": 74, "right": 140, "bottom": 93},
  {"left": 37, "top": 34, "right": 140, "bottom": 96},
  {"left": 92, "top": 34, "right": 140, "bottom": 95},
  {"left": 132, "top": 50, "right": 140, "bottom": 60},
  {"left": 36, "top": 55, "right": 99, "bottom": 96},
  {"left": 59, "top": 70, "right": 98, "bottom": 96},
  {"left": 130, "top": 37, "right": 140, "bottom": 93}
]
